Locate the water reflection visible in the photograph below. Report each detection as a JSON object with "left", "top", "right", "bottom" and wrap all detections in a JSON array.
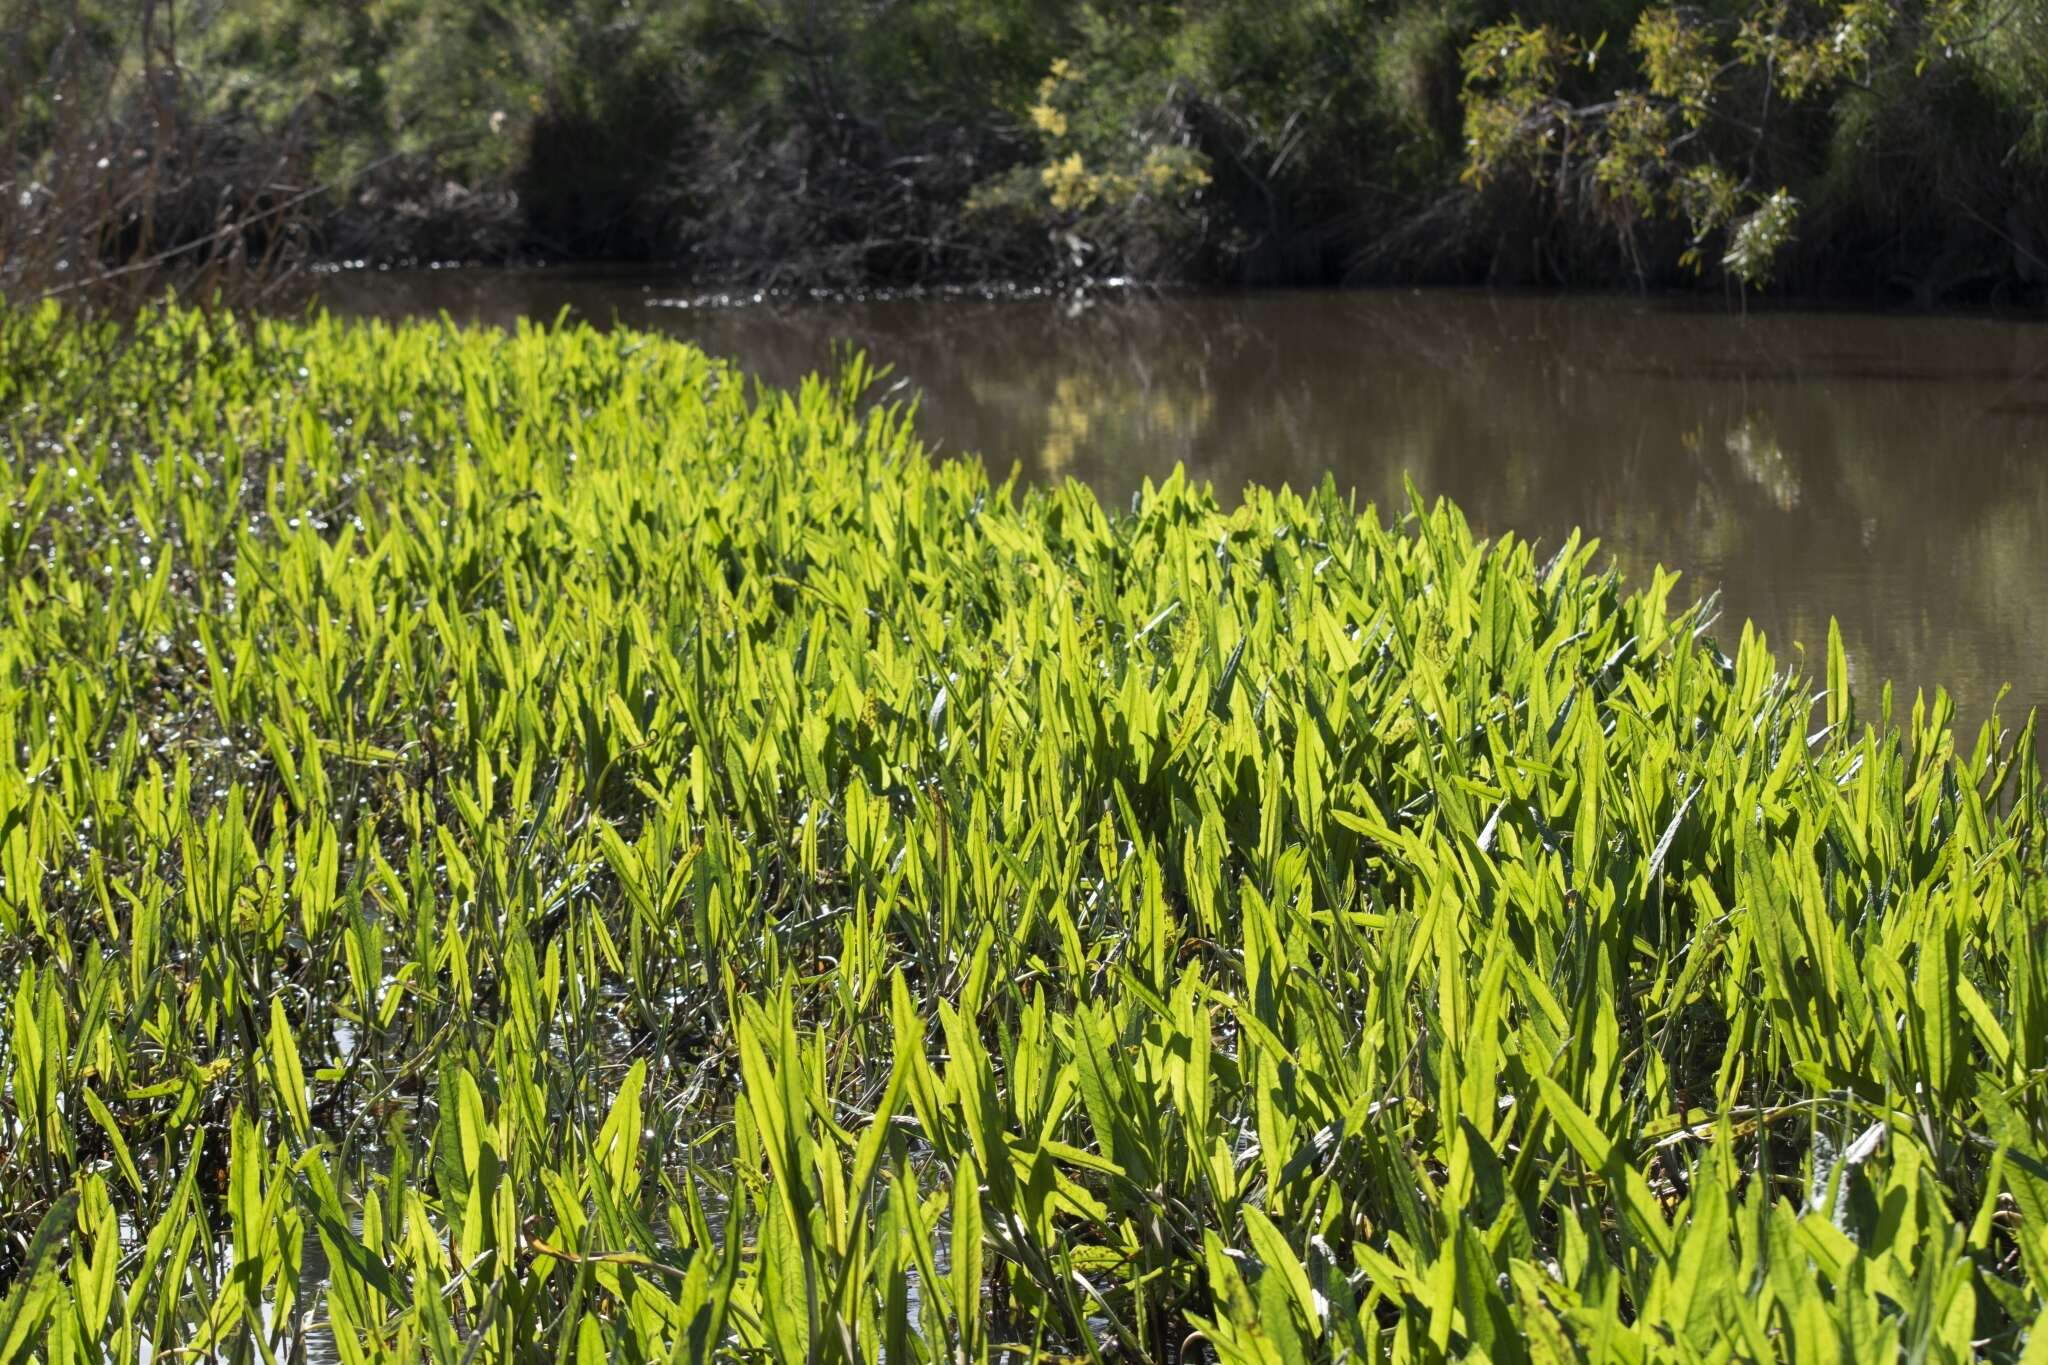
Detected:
[{"left": 319, "top": 271, "right": 2048, "bottom": 737}]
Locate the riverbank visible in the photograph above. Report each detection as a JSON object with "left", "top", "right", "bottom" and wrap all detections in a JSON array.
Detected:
[
  {"left": 9, "top": 0, "right": 2047, "bottom": 308},
  {"left": 3, "top": 299, "right": 2044, "bottom": 1358},
  {"left": 312, "top": 269, "right": 2048, "bottom": 743}
]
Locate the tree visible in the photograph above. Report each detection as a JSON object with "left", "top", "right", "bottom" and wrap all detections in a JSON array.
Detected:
[{"left": 1457, "top": 0, "right": 2046, "bottom": 286}]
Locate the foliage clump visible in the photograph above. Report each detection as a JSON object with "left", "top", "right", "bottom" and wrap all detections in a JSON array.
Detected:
[
  {"left": 1457, "top": 0, "right": 2046, "bottom": 285},
  {"left": 2, "top": 303, "right": 2048, "bottom": 1359}
]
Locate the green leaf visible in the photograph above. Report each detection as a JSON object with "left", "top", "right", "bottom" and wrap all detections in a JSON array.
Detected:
[
  {"left": 1243, "top": 1206, "right": 1320, "bottom": 1340},
  {"left": 267, "top": 995, "right": 312, "bottom": 1143},
  {"left": 0, "top": 1192, "right": 78, "bottom": 1365}
]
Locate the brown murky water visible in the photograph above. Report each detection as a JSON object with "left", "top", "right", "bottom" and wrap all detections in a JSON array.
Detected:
[{"left": 321, "top": 269, "right": 2048, "bottom": 739}]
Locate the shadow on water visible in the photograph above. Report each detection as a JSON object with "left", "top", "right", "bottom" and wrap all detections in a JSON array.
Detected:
[{"left": 320, "top": 269, "right": 2048, "bottom": 748}]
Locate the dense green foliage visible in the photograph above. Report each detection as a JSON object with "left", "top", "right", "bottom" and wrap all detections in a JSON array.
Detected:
[
  {"left": 4, "top": 302, "right": 2048, "bottom": 1361},
  {"left": 11, "top": 0, "right": 2047, "bottom": 295}
]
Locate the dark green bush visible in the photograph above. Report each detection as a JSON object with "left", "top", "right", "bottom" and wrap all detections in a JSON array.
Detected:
[{"left": 10, "top": 0, "right": 2047, "bottom": 297}]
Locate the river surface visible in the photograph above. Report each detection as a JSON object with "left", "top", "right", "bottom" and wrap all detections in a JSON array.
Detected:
[{"left": 322, "top": 269, "right": 2048, "bottom": 743}]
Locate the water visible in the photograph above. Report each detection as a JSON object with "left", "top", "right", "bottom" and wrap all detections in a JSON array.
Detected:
[{"left": 321, "top": 269, "right": 2048, "bottom": 739}]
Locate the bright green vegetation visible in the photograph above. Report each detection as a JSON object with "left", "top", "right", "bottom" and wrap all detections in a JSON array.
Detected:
[{"left": 3, "top": 303, "right": 2048, "bottom": 1363}]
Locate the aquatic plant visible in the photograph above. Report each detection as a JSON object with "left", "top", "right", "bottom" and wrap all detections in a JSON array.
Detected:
[{"left": 2, "top": 301, "right": 2045, "bottom": 1361}]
